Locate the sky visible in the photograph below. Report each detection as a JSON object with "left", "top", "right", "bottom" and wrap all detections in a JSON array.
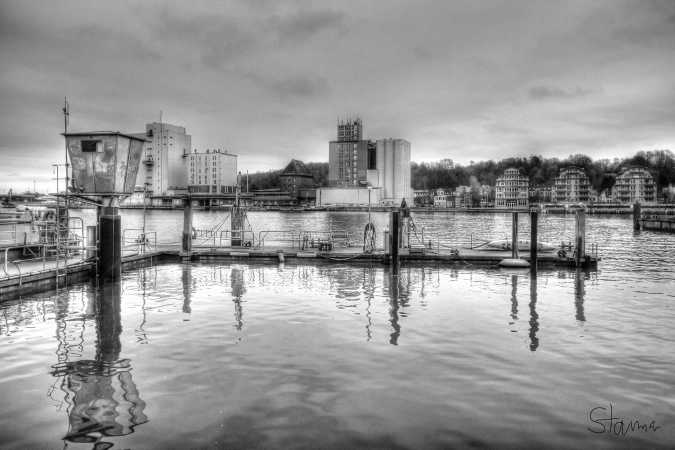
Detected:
[{"left": 1, "top": 0, "right": 674, "bottom": 193}]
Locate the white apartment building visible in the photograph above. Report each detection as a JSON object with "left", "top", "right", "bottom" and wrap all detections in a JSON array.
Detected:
[
  {"left": 613, "top": 167, "right": 656, "bottom": 204},
  {"left": 495, "top": 168, "right": 529, "bottom": 208},
  {"left": 187, "top": 149, "right": 238, "bottom": 194},
  {"left": 140, "top": 122, "right": 191, "bottom": 195}
]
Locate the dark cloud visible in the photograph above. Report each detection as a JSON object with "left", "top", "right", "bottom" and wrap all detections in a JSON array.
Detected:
[
  {"left": 269, "top": 9, "right": 345, "bottom": 44},
  {"left": 245, "top": 73, "right": 330, "bottom": 100},
  {"left": 528, "top": 86, "right": 594, "bottom": 100}
]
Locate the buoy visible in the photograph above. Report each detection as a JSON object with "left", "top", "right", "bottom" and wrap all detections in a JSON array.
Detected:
[{"left": 499, "top": 258, "right": 530, "bottom": 268}]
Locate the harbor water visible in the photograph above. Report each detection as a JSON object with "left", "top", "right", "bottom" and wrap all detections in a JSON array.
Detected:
[{"left": 0, "top": 211, "right": 674, "bottom": 449}]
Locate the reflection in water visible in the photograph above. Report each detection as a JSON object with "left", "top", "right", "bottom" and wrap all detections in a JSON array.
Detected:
[
  {"left": 574, "top": 269, "right": 586, "bottom": 322},
  {"left": 529, "top": 274, "right": 539, "bottom": 352},
  {"left": 182, "top": 264, "right": 192, "bottom": 320},
  {"left": 50, "top": 282, "right": 148, "bottom": 447},
  {"left": 362, "top": 267, "right": 376, "bottom": 341},
  {"left": 510, "top": 275, "right": 518, "bottom": 324},
  {"left": 231, "top": 267, "right": 246, "bottom": 331},
  {"left": 384, "top": 267, "right": 411, "bottom": 346}
]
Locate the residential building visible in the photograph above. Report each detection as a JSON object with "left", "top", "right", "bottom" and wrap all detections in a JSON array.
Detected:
[
  {"left": 495, "top": 168, "right": 529, "bottom": 208},
  {"left": 613, "top": 167, "right": 656, "bottom": 204},
  {"left": 187, "top": 149, "right": 237, "bottom": 194},
  {"left": 279, "top": 159, "right": 316, "bottom": 204},
  {"left": 433, "top": 189, "right": 452, "bottom": 207},
  {"left": 139, "top": 122, "right": 191, "bottom": 196},
  {"left": 454, "top": 186, "right": 472, "bottom": 208},
  {"left": 478, "top": 185, "right": 494, "bottom": 207},
  {"left": 553, "top": 166, "right": 594, "bottom": 204},
  {"left": 413, "top": 189, "right": 433, "bottom": 206},
  {"left": 529, "top": 186, "right": 554, "bottom": 204}
]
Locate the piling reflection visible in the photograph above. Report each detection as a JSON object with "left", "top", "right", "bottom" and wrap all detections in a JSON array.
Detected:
[
  {"left": 574, "top": 269, "right": 586, "bottom": 322},
  {"left": 231, "top": 267, "right": 246, "bottom": 330},
  {"left": 529, "top": 274, "right": 539, "bottom": 351},
  {"left": 50, "top": 282, "right": 148, "bottom": 447},
  {"left": 182, "top": 263, "right": 192, "bottom": 318},
  {"left": 510, "top": 274, "right": 518, "bottom": 324}
]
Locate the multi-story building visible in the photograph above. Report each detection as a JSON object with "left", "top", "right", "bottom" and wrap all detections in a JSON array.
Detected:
[
  {"left": 187, "top": 149, "right": 237, "bottom": 194},
  {"left": 325, "top": 117, "right": 412, "bottom": 205},
  {"left": 433, "top": 189, "right": 452, "bottom": 207},
  {"left": 279, "top": 159, "right": 316, "bottom": 204},
  {"left": 529, "top": 186, "right": 554, "bottom": 204},
  {"left": 328, "top": 118, "right": 375, "bottom": 186},
  {"left": 553, "top": 166, "right": 594, "bottom": 204},
  {"left": 495, "top": 168, "right": 529, "bottom": 209},
  {"left": 375, "top": 138, "right": 411, "bottom": 204},
  {"left": 478, "top": 184, "right": 494, "bottom": 207},
  {"left": 140, "top": 122, "right": 191, "bottom": 195},
  {"left": 613, "top": 167, "right": 656, "bottom": 204},
  {"left": 454, "top": 186, "right": 472, "bottom": 208}
]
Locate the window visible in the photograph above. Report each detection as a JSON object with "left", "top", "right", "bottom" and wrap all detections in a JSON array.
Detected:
[{"left": 81, "top": 140, "right": 102, "bottom": 152}]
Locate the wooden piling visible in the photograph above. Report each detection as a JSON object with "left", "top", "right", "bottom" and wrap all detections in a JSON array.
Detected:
[
  {"left": 390, "top": 211, "right": 400, "bottom": 271},
  {"left": 530, "top": 210, "right": 538, "bottom": 273},
  {"left": 511, "top": 212, "right": 519, "bottom": 259},
  {"left": 182, "top": 197, "right": 192, "bottom": 260},
  {"left": 633, "top": 202, "right": 641, "bottom": 231},
  {"left": 575, "top": 208, "right": 586, "bottom": 267}
]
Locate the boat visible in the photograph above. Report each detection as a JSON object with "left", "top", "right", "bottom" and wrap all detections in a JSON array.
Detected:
[{"left": 474, "top": 239, "right": 557, "bottom": 252}]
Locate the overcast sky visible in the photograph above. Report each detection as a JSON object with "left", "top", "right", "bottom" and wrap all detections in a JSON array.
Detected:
[{"left": 1, "top": 0, "right": 674, "bottom": 192}]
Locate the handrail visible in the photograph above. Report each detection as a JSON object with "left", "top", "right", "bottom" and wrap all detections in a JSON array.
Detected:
[
  {"left": 218, "top": 230, "right": 255, "bottom": 248},
  {"left": 258, "top": 230, "right": 301, "bottom": 249}
]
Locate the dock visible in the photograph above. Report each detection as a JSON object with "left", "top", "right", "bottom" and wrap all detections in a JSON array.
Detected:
[
  {"left": 639, "top": 215, "right": 675, "bottom": 233},
  {"left": 1, "top": 244, "right": 599, "bottom": 299}
]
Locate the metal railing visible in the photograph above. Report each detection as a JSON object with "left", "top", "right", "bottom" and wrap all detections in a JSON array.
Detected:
[{"left": 122, "top": 229, "right": 158, "bottom": 254}]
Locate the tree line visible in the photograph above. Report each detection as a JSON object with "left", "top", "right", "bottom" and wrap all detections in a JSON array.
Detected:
[{"left": 246, "top": 150, "right": 675, "bottom": 193}]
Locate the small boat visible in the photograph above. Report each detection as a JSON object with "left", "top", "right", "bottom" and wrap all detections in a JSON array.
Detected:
[
  {"left": 499, "top": 258, "right": 530, "bottom": 268},
  {"left": 475, "top": 239, "right": 557, "bottom": 252}
]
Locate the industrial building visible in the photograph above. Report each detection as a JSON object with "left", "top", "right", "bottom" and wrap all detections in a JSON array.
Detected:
[
  {"left": 324, "top": 118, "right": 412, "bottom": 206},
  {"left": 139, "top": 122, "right": 192, "bottom": 196},
  {"left": 328, "top": 118, "right": 375, "bottom": 186}
]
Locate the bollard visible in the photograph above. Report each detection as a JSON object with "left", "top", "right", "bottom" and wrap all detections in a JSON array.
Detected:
[
  {"left": 575, "top": 208, "right": 586, "bottom": 267},
  {"left": 530, "top": 210, "right": 538, "bottom": 273},
  {"left": 633, "top": 202, "right": 641, "bottom": 231},
  {"left": 182, "top": 198, "right": 192, "bottom": 260},
  {"left": 98, "top": 206, "right": 121, "bottom": 280},
  {"left": 390, "top": 211, "right": 400, "bottom": 265}
]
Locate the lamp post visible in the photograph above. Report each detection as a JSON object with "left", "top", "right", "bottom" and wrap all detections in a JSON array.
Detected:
[{"left": 367, "top": 186, "right": 372, "bottom": 222}]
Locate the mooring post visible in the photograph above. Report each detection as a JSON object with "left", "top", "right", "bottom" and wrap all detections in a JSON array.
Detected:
[
  {"left": 98, "top": 206, "right": 121, "bottom": 281},
  {"left": 530, "top": 210, "right": 538, "bottom": 273},
  {"left": 512, "top": 211, "right": 519, "bottom": 259},
  {"left": 633, "top": 201, "right": 641, "bottom": 231},
  {"left": 575, "top": 208, "right": 586, "bottom": 267},
  {"left": 390, "top": 210, "right": 400, "bottom": 271},
  {"left": 182, "top": 197, "right": 193, "bottom": 260}
]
